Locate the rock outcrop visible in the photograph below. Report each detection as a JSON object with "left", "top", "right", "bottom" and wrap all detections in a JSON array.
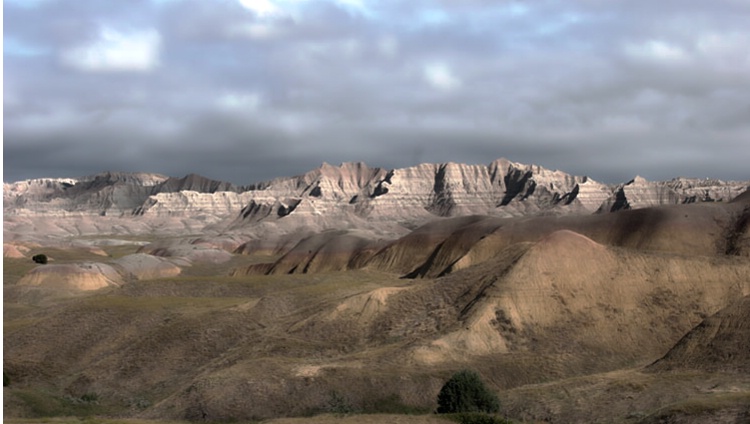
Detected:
[
  {"left": 17, "top": 263, "right": 122, "bottom": 291},
  {"left": 238, "top": 186, "right": 750, "bottom": 278},
  {"left": 4, "top": 160, "right": 747, "bottom": 241},
  {"left": 112, "top": 254, "right": 183, "bottom": 280},
  {"left": 600, "top": 176, "right": 747, "bottom": 212},
  {"left": 229, "top": 159, "right": 614, "bottom": 229},
  {"left": 2, "top": 172, "right": 248, "bottom": 218}
]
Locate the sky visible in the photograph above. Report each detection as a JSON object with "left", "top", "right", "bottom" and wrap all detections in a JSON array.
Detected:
[{"left": 4, "top": 0, "right": 750, "bottom": 185}]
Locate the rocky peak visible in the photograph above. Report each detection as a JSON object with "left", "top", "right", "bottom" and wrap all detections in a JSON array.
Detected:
[
  {"left": 629, "top": 175, "right": 649, "bottom": 185},
  {"left": 80, "top": 171, "right": 168, "bottom": 185},
  {"left": 151, "top": 173, "right": 244, "bottom": 194},
  {"left": 303, "top": 162, "right": 387, "bottom": 200}
]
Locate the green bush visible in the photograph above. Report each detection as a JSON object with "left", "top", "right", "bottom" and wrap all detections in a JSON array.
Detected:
[
  {"left": 32, "top": 254, "right": 48, "bottom": 264},
  {"left": 437, "top": 370, "right": 500, "bottom": 414},
  {"left": 3, "top": 371, "right": 9, "bottom": 387}
]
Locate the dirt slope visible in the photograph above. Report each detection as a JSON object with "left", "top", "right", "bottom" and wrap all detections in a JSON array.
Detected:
[
  {"left": 499, "top": 295, "right": 750, "bottom": 423},
  {"left": 238, "top": 199, "right": 747, "bottom": 280},
  {"left": 649, "top": 296, "right": 750, "bottom": 373},
  {"left": 16, "top": 263, "right": 122, "bottom": 291}
]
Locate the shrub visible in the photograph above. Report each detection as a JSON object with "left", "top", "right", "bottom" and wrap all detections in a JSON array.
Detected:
[
  {"left": 325, "top": 390, "right": 356, "bottom": 415},
  {"left": 437, "top": 370, "right": 500, "bottom": 414},
  {"left": 3, "top": 371, "right": 9, "bottom": 387},
  {"left": 80, "top": 393, "right": 99, "bottom": 403},
  {"left": 32, "top": 254, "right": 48, "bottom": 264}
]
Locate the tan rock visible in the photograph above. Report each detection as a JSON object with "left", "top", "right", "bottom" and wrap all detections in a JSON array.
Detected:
[{"left": 17, "top": 263, "right": 122, "bottom": 291}]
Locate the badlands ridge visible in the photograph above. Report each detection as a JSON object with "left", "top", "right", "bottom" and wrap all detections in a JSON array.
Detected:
[{"left": 4, "top": 158, "right": 746, "bottom": 241}]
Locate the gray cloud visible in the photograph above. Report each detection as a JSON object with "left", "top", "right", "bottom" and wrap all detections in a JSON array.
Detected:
[{"left": 4, "top": 0, "right": 750, "bottom": 185}]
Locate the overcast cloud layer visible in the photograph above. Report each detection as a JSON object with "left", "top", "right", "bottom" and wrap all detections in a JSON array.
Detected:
[{"left": 4, "top": 0, "right": 750, "bottom": 185}]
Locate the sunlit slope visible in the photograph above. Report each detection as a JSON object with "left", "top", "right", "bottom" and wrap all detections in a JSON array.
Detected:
[
  {"left": 235, "top": 194, "right": 750, "bottom": 278},
  {"left": 6, "top": 229, "right": 750, "bottom": 421}
]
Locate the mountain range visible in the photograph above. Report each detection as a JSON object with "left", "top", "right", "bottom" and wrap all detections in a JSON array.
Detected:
[{"left": 4, "top": 158, "right": 747, "bottom": 243}]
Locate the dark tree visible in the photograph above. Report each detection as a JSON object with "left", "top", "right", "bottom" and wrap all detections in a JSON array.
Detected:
[
  {"left": 32, "top": 254, "right": 48, "bottom": 264},
  {"left": 436, "top": 370, "right": 500, "bottom": 414}
]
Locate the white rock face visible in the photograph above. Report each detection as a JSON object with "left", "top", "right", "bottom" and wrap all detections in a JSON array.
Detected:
[
  {"left": 3, "top": 173, "right": 166, "bottom": 217},
  {"left": 227, "top": 160, "right": 565, "bottom": 227},
  {"left": 4, "top": 160, "right": 748, "bottom": 240},
  {"left": 598, "top": 176, "right": 749, "bottom": 212},
  {"left": 113, "top": 254, "right": 182, "bottom": 280},
  {"left": 135, "top": 191, "right": 255, "bottom": 219},
  {"left": 230, "top": 159, "right": 614, "bottom": 229}
]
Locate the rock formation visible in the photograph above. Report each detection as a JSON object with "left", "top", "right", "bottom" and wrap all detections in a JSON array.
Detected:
[
  {"left": 599, "top": 176, "right": 747, "bottom": 212},
  {"left": 17, "top": 263, "right": 122, "bottom": 291},
  {"left": 112, "top": 254, "right": 183, "bottom": 280},
  {"left": 4, "top": 160, "right": 747, "bottom": 242}
]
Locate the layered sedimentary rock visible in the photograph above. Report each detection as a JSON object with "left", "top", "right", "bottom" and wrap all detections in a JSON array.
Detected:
[
  {"left": 235, "top": 183, "right": 750, "bottom": 278},
  {"left": 3, "top": 173, "right": 163, "bottom": 217},
  {"left": 134, "top": 191, "right": 255, "bottom": 218},
  {"left": 600, "top": 176, "right": 748, "bottom": 212},
  {"left": 17, "top": 263, "right": 123, "bottom": 291},
  {"left": 2, "top": 172, "right": 248, "bottom": 218},
  {"left": 229, "top": 159, "right": 615, "bottom": 230},
  {"left": 4, "top": 159, "right": 747, "bottom": 240},
  {"left": 112, "top": 254, "right": 183, "bottom": 280}
]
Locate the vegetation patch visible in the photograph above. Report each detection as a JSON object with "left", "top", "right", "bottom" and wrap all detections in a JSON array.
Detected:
[
  {"left": 32, "top": 254, "right": 49, "bottom": 264},
  {"left": 437, "top": 370, "right": 500, "bottom": 414},
  {"left": 644, "top": 392, "right": 750, "bottom": 420},
  {"left": 10, "top": 388, "right": 107, "bottom": 418}
]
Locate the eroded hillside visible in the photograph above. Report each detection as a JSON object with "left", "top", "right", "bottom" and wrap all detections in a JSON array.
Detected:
[{"left": 4, "top": 187, "right": 750, "bottom": 422}]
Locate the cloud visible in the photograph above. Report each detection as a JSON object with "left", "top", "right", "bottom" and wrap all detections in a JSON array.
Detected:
[
  {"left": 61, "top": 27, "right": 161, "bottom": 72},
  {"left": 238, "top": 0, "right": 282, "bottom": 17},
  {"left": 625, "top": 40, "right": 689, "bottom": 64},
  {"left": 4, "top": 37, "right": 50, "bottom": 57},
  {"left": 695, "top": 32, "right": 750, "bottom": 71},
  {"left": 217, "top": 92, "right": 263, "bottom": 111},
  {"left": 4, "top": 0, "right": 750, "bottom": 186},
  {"left": 423, "top": 63, "right": 462, "bottom": 91},
  {"left": 377, "top": 35, "right": 398, "bottom": 57},
  {"left": 226, "top": 22, "right": 286, "bottom": 39}
]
